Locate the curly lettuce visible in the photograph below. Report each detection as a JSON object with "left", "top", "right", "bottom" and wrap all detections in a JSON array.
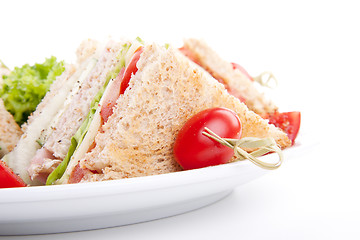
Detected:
[{"left": 0, "top": 57, "right": 65, "bottom": 125}]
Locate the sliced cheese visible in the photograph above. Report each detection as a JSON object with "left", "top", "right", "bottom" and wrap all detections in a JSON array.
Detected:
[{"left": 57, "top": 77, "right": 117, "bottom": 184}]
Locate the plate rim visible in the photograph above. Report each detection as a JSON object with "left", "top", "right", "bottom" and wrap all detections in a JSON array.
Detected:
[{"left": 0, "top": 139, "right": 310, "bottom": 204}]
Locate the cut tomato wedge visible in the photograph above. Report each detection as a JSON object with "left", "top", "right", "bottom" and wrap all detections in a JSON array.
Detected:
[
  {"left": 0, "top": 160, "right": 26, "bottom": 188},
  {"left": 267, "top": 111, "right": 301, "bottom": 144},
  {"left": 120, "top": 47, "right": 143, "bottom": 94}
]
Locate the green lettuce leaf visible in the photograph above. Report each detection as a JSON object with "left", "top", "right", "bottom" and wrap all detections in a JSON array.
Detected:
[{"left": 0, "top": 57, "right": 65, "bottom": 125}]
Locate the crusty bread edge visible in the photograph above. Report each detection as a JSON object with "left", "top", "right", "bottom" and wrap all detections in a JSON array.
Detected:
[{"left": 182, "top": 38, "right": 278, "bottom": 115}]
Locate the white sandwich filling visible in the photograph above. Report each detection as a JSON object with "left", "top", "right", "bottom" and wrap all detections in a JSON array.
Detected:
[
  {"left": 56, "top": 77, "right": 116, "bottom": 184},
  {"left": 37, "top": 58, "right": 98, "bottom": 146}
]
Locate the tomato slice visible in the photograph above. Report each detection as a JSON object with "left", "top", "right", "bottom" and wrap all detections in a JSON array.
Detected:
[
  {"left": 100, "top": 68, "right": 125, "bottom": 123},
  {"left": 100, "top": 47, "right": 143, "bottom": 124},
  {"left": 267, "top": 111, "right": 301, "bottom": 144},
  {"left": 174, "top": 107, "right": 242, "bottom": 170},
  {"left": 231, "top": 62, "right": 253, "bottom": 81},
  {"left": 0, "top": 160, "right": 26, "bottom": 188},
  {"left": 120, "top": 47, "right": 143, "bottom": 95}
]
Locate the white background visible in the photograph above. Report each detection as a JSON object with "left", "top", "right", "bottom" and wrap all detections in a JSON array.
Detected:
[{"left": 1, "top": 0, "right": 360, "bottom": 239}]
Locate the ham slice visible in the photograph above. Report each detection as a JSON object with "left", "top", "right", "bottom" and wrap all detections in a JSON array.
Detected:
[{"left": 27, "top": 148, "right": 61, "bottom": 184}]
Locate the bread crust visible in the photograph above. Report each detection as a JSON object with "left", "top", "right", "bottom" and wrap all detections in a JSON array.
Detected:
[
  {"left": 182, "top": 38, "right": 278, "bottom": 115},
  {"left": 79, "top": 44, "right": 291, "bottom": 182},
  {"left": 0, "top": 65, "right": 22, "bottom": 157},
  {"left": 0, "top": 99, "right": 22, "bottom": 157}
]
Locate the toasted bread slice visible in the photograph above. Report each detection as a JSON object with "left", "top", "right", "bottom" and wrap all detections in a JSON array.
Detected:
[
  {"left": 182, "top": 38, "right": 278, "bottom": 115},
  {"left": 75, "top": 43, "right": 291, "bottom": 183}
]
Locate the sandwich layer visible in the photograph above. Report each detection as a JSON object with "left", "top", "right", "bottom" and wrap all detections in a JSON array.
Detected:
[
  {"left": 4, "top": 39, "right": 127, "bottom": 185},
  {"left": 50, "top": 40, "right": 145, "bottom": 184},
  {"left": 74, "top": 44, "right": 291, "bottom": 183},
  {"left": 27, "top": 40, "right": 126, "bottom": 184},
  {"left": 43, "top": 40, "right": 123, "bottom": 160}
]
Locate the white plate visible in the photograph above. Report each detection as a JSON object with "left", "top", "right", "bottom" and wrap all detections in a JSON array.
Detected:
[{"left": 0, "top": 140, "right": 309, "bottom": 236}]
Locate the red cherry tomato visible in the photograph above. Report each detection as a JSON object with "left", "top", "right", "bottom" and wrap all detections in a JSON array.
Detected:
[
  {"left": 174, "top": 107, "right": 242, "bottom": 170},
  {"left": 267, "top": 111, "right": 301, "bottom": 144},
  {"left": 120, "top": 47, "right": 143, "bottom": 94},
  {"left": 0, "top": 160, "right": 26, "bottom": 188},
  {"left": 231, "top": 62, "right": 253, "bottom": 81}
]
